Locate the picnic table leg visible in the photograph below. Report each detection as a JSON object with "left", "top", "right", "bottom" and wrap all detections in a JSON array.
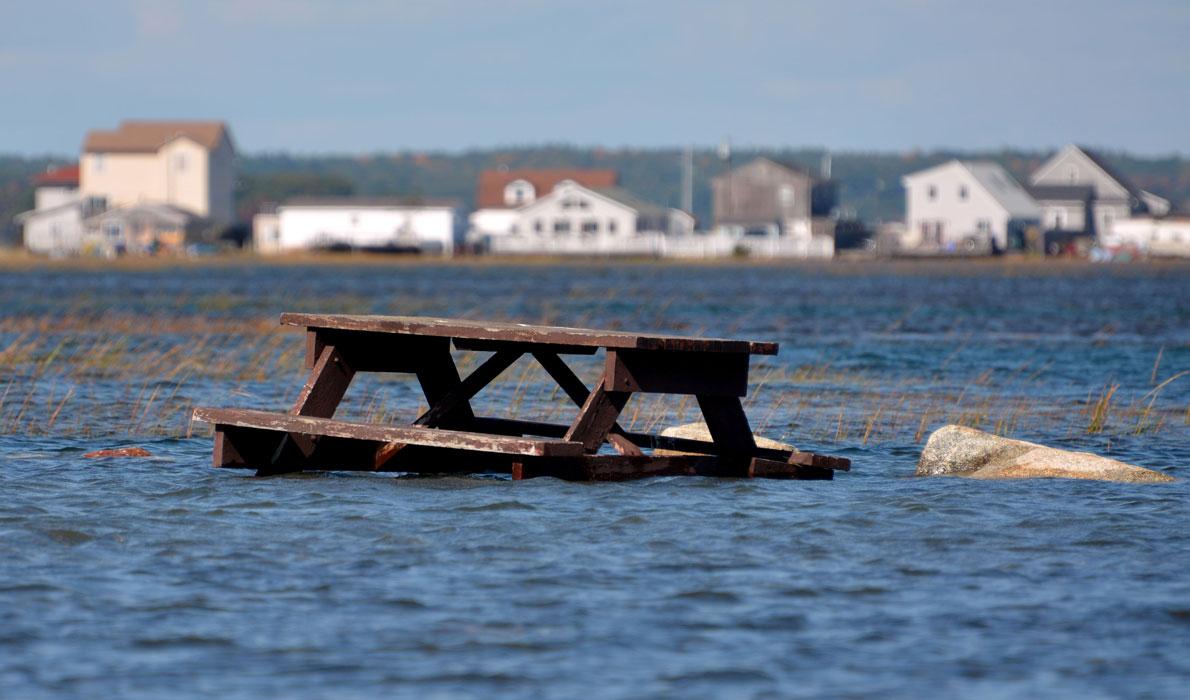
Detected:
[
  {"left": 532, "top": 351, "right": 643, "bottom": 456},
  {"left": 564, "top": 381, "right": 633, "bottom": 453},
  {"left": 261, "top": 343, "right": 357, "bottom": 475},
  {"left": 413, "top": 341, "right": 476, "bottom": 429},
  {"left": 696, "top": 395, "right": 757, "bottom": 475}
]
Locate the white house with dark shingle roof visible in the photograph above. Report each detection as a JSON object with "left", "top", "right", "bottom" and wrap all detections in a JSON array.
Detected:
[{"left": 902, "top": 160, "right": 1040, "bottom": 252}]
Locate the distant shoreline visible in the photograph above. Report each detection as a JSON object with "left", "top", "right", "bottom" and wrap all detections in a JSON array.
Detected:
[{"left": 1, "top": 249, "right": 1188, "bottom": 273}]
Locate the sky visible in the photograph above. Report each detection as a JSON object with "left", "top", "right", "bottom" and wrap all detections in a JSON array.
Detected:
[{"left": 1, "top": 0, "right": 1188, "bottom": 156}]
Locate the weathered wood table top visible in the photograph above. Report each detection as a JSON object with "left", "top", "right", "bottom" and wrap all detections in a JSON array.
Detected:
[{"left": 280, "top": 313, "right": 779, "bottom": 355}]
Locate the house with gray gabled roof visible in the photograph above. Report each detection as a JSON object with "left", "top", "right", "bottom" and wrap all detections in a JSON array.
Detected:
[
  {"left": 1030, "top": 144, "right": 1171, "bottom": 242},
  {"left": 902, "top": 160, "right": 1040, "bottom": 253}
]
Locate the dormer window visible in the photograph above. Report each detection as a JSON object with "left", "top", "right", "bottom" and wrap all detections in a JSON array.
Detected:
[
  {"left": 554, "top": 179, "right": 576, "bottom": 191},
  {"left": 503, "top": 179, "right": 535, "bottom": 206}
]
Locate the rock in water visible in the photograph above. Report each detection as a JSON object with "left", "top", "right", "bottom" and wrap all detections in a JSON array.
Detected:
[
  {"left": 83, "top": 447, "right": 152, "bottom": 459},
  {"left": 657, "top": 422, "right": 794, "bottom": 455},
  {"left": 916, "top": 425, "right": 1174, "bottom": 483}
]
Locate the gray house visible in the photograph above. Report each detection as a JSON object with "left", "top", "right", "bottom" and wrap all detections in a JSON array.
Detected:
[
  {"left": 710, "top": 157, "right": 835, "bottom": 253},
  {"left": 1030, "top": 145, "right": 1170, "bottom": 242}
]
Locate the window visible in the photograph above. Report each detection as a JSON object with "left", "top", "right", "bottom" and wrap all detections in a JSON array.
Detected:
[
  {"left": 581, "top": 220, "right": 599, "bottom": 234},
  {"left": 959, "top": 185, "right": 968, "bottom": 200},
  {"left": 533, "top": 219, "right": 543, "bottom": 233},
  {"left": 93, "top": 154, "right": 105, "bottom": 172},
  {"left": 928, "top": 185, "right": 937, "bottom": 200},
  {"left": 553, "top": 220, "right": 571, "bottom": 233},
  {"left": 1066, "top": 165, "right": 1079, "bottom": 183},
  {"left": 504, "top": 180, "right": 534, "bottom": 206},
  {"left": 175, "top": 154, "right": 187, "bottom": 171},
  {"left": 779, "top": 185, "right": 795, "bottom": 207},
  {"left": 977, "top": 219, "right": 991, "bottom": 233},
  {"left": 1053, "top": 209, "right": 1066, "bottom": 229},
  {"left": 608, "top": 219, "right": 618, "bottom": 234}
]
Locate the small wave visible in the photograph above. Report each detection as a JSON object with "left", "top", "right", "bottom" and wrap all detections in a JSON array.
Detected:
[
  {"left": 670, "top": 589, "right": 740, "bottom": 603},
  {"left": 455, "top": 501, "right": 536, "bottom": 512},
  {"left": 42, "top": 528, "right": 95, "bottom": 545},
  {"left": 132, "top": 635, "right": 236, "bottom": 649}
]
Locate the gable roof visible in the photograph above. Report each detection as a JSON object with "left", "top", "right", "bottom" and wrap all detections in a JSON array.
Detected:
[
  {"left": 34, "top": 164, "right": 80, "bottom": 187},
  {"left": 591, "top": 187, "right": 670, "bottom": 216},
  {"left": 476, "top": 168, "right": 617, "bottom": 209},
  {"left": 712, "top": 157, "right": 810, "bottom": 184},
  {"left": 962, "top": 161, "right": 1040, "bottom": 218},
  {"left": 83, "top": 120, "right": 230, "bottom": 153},
  {"left": 1073, "top": 145, "right": 1141, "bottom": 198}
]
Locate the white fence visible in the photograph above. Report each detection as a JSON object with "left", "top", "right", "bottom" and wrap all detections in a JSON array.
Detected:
[{"left": 486, "top": 231, "right": 834, "bottom": 259}]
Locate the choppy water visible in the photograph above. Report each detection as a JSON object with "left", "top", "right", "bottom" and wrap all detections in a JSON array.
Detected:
[{"left": 2, "top": 261, "right": 1188, "bottom": 698}]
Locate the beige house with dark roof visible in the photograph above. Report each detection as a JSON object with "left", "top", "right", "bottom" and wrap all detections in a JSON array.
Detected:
[{"left": 81, "top": 120, "right": 235, "bottom": 226}]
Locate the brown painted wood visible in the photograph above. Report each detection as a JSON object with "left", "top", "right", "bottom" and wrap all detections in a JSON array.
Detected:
[
  {"left": 696, "top": 395, "right": 758, "bottom": 454},
  {"left": 292, "top": 344, "right": 355, "bottom": 418},
  {"left": 531, "top": 351, "right": 642, "bottom": 456},
  {"left": 468, "top": 417, "right": 851, "bottom": 471},
  {"left": 605, "top": 349, "right": 750, "bottom": 397},
  {"left": 414, "top": 350, "right": 521, "bottom": 427},
  {"left": 454, "top": 338, "right": 597, "bottom": 355},
  {"left": 748, "top": 457, "right": 834, "bottom": 480},
  {"left": 413, "top": 342, "right": 475, "bottom": 428},
  {"left": 564, "top": 383, "right": 632, "bottom": 453},
  {"left": 309, "top": 330, "right": 446, "bottom": 374},
  {"left": 281, "top": 313, "right": 779, "bottom": 355},
  {"left": 193, "top": 407, "right": 586, "bottom": 457}
]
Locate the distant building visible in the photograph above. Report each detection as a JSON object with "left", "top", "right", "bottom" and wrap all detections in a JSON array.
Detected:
[
  {"left": 16, "top": 165, "right": 88, "bottom": 255},
  {"left": 487, "top": 180, "right": 694, "bottom": 255},
  {"left": 86, "top": 203, "right": 202, "bottom": 256},
  {"left": 253, "top": 197, "right": 460, "bottom": 255},
  {"left": 1025, "top": 184, "right": 1095, "bottom": 254},
  {"left": 710, "top": 158, "right": 836, "bottom": 258},
  {"left": 1029, "top": 144, "right": 1170, "bottom": 242},
  {"left": 902, "top": 160, "right": 1040, "bottom": 253},
  {"left": 81, "top": 120, "right": 236, "bottom": 227},
  {"left": 1107, "top": 215, "right": 1190, "bottom": 257},
  {"left": 468, "top": 169, "right": 617, "bottom": 244}
]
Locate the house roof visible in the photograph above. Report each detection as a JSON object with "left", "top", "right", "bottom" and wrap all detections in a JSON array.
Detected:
[
  {"left": 1074, "top": 145, "right": 1142, "bottom": 198},
  {"left": 83, "top": 120, "right": 230, "bottom": 153},
  {"left": 1026, "top": 184, "right": 1094, "bottom": 202},
  {"left": 962, "top": 161, "right": 1040, "bottom": 218},
  {"left": 591, "top": 187, "right": 671, "bottom": 217},
  {"left": 33, "top": 164, "right": 79, "bottom": 187},
  {"left": 282, "top": 196, "right": 460, "bottom": 209},
  {"left": 85, "top": 202, "right": 199, "bottom": 226},
  {"left": 476, "top": 169, "right": 617, "bottom": 209},
  {"left": 711, "top": 157, "right": 811, "bottom": 184}
]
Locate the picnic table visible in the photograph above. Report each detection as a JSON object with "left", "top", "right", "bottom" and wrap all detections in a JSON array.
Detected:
[{"left": 192, "top": 314, "right": 850, "bottom": 481}]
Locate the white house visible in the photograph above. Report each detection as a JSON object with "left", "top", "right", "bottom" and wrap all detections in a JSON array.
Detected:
[
  {"left": 488, "top": 181, "right": 694, "bottom": 255},
  {"left": 15, "top": 165, "right": 89, "bottom": 256},
  {"left": 1106, "top": 216, "right": 1190, "bottom": 257},
  {"left": 468, "top": 169, "right": 618, "bottom": 245},
  {"left": 254, "top": 197, "right": 460, "bottom": 255},
  {"left": 902, "top": 160, "right": 1040, "bottom": 253},
  {"left": 1030, "top": 144, "right": 1169, "bottom": 242}
]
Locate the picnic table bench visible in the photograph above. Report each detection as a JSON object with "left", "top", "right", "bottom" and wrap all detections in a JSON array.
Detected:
[{"left": 192, "top": 314, "right": 851, "bottom": 481}]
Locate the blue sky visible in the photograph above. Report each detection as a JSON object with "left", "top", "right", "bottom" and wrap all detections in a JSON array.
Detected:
[{"left": 2, "top": 0, "right": 1187, "bottom": 155}]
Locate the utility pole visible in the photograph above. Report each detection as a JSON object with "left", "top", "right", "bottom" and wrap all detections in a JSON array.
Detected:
[{"left": 681, "top": 146, "right": 693, "bottom": 214}]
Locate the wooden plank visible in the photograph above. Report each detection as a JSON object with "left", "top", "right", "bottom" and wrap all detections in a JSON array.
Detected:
[
  {"left": 309, "top": 330, "right": 445, "bottom": 373},
  {"left": 292, "top": 344, "right": 355, "bottom": 417},
  {"left": 531, "top": 351, "right": 642, "bottom": 456},
  {"left": 414, "top": 349, "right": 521, "bottom": 427},
  {"left": 454, "top": 338, "right": 597, "bottom": 355},
  {"left": 564, "top": 382, "right": 632, "bottom": 453},
  {"left": 469, "top": 417, "right": 851, "bottom": 471},
  {"left": 281, "top": 313, "right": 778, "bottom": 355},
  {"left": 696, "top": 395, "right": 758, "bottom": 454},
  {"left": 605, "top": 349, "right": 750, "bottom": 396},
  {"left": 749, "top": 457, "right": 834, "bottom": 480},
  {"left": 193, "top": 407, "right": 586, "bottom": 457},
  {"left": 414, "top": 342, "right": 475, "bottom": 428},
  {"left": 514, "top": 455, "right": 832, "bottom": 481}
]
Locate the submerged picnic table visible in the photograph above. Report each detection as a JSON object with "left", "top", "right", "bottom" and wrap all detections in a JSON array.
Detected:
[{"left": 193, "top": 314, "right": 850, "bottom": 481}]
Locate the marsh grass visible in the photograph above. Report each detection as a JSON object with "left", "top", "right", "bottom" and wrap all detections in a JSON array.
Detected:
[{"left": 0, "top": 309, "right": 1185, "bottom": 447}]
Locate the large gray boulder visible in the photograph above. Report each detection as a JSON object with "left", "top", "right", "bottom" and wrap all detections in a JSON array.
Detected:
[
  {"left": 917, "top": 425, "right": 1174, "bottom": 483},
  {"left": 657, "top": 422, "right": 794, "bottom": 455}
]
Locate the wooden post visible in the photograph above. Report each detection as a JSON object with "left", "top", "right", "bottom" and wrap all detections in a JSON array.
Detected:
[
  {"left": 533, "top": 351, "right": 642, "bottom": 456},
  {"left": 564, "top": 380, "right": 632, "bottom": 453}
]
